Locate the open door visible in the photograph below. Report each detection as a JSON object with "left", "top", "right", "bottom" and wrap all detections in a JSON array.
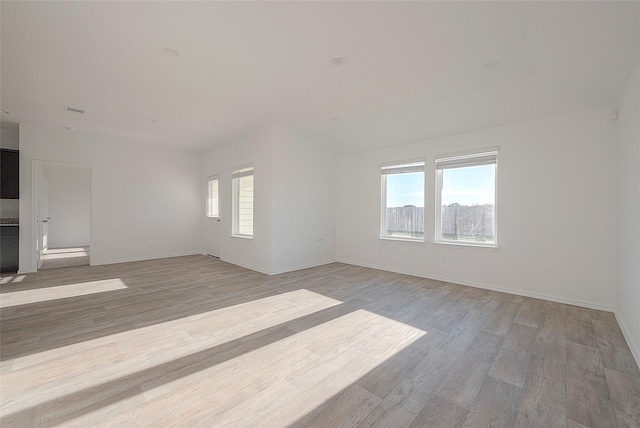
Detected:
[
  {"left": 35, "top": 164, "right": 49, "bottom": 269},
  {"left": 206, "top": 175, "right": 221, "bottom": 258},
  {"left": 33, "top": 160, "right": 93, "bottom": 271}
]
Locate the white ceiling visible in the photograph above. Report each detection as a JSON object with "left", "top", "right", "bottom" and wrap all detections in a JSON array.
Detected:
[{"left": 1, "top": 1, "right": 639, "bottom": 154}]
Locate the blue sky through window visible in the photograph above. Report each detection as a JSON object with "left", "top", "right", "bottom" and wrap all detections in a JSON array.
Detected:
[
  {"left": 387, "top": 172, "right": 424, "bottom": 207},
  {"left": 442, "top": 164, "right": 495, "bottom": 206}
]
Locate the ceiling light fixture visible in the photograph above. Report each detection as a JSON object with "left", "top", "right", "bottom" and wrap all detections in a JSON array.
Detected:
[
  {"left": 64, "top": 105, "right": 85, "bottom": 115},
  {"left": 484, "top": 60, "right": 501, "bottom": 69},
  {"left": 163, "top": 48, "right": 180, "bottom": 58},
  {"left": 330, "top": 55, "right": 347, "bottom": 66}
]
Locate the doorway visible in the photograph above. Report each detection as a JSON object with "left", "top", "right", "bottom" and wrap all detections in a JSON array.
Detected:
[
  {"left": 206, "top": 175, "right": 221, "bottom": 258},
  {"left": 33, "top": 161, "right": 93, "bottom": 270}
]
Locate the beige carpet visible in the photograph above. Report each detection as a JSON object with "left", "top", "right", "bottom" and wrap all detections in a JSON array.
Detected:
[{"left": 40, "top": 247, "right": 90, "bottom": 270}]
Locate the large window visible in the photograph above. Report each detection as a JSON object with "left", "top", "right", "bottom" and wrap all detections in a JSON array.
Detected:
[
  {"left": 206, "top": 177, "right": 219, "bottom": 218},
  {"left": 435, "top": 151, "right": 497, "bottom": 245},
  {"left": 381, "top": 160, "right": 425, "bottom": 240},
  {"left": 232, "top": 165, "right": 254, "bottom": 237}
]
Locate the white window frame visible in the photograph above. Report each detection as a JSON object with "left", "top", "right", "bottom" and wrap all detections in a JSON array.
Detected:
[
  {"left": 231, "top": 164, "right": 254, "bottom": 238},
  {"left": 380, "top": 159, "right": 426, "bottom": 242},
  {"left": 435, "top": 149, "right": 499, "bottom": 248},
  {"left": 206, "top": 175, "right": 220, "bottom": 218}
]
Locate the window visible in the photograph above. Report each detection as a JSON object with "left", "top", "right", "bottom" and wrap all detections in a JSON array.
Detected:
[
  {"left": 381, "top": 160, "right": 425, "bottom": 240},
  {"left": 435, "top": 151, "right": 497, "bottom": 245},
  {"left": 206, "top": 177, "right": 219, "bottom": 218},
  {"left": 232, "top": 165, "right": 254, "bottom": 237}
]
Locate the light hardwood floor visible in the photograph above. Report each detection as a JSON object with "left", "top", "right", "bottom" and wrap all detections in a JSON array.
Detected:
[{"left": 1, "top": 255, "right": 639, "bottom": 427}]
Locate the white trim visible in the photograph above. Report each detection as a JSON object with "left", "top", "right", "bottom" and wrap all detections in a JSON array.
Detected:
[
  {"left": 434, "top": 145, "right": 500, "bottom": 161},
  {"left": 270, "top": 259, "right": 337, "bottom": 275},
  {"left": 31, "top": 160, "right": 95, "bottom": 272},
  {"left": 434, "top": 149, "right": 498, "bottom": 247},
  {"left": 91, "top": 251, "right": 200, "bottom": 267},
  {"left": 380, "top": 157, "right": 426, "bottom": 170},
  {"left": 335, "top": 258, "right": 615, "bottom": 312},
  {"left": 230, "top": 234, "right": 253, "bottom": 240},
  {"left": 221, "top": 256, "right": 336, "bottom": 276},
  {"left": 380, "top": 237, "right": 425, "bottom": 243},
  {"left": 380, "top": 158, "right": 426, "bottom": 240},
  {"left": 432, "top": 241, "right": 500, "bottom": 250},
  {"left": 615, "top": 312, "right": 640, "bottom": 368},
  {"left": 220, "top": 256, "right": 271, "bottom": 275}
]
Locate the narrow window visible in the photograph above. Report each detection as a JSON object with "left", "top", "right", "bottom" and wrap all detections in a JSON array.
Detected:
[
  {"left": 381, "top": 161, "right": 425, "bottom": 241},
  {"left": 232, "top": 165, "right": 254, "bottom": 237},
  {"left": 206, "top": 177, "right": 219, "bottom": 218},
  {"left": 435, "top": 151, "right": 497, "bottom": 245}
]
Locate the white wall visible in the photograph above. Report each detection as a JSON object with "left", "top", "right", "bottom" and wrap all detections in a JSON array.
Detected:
[
  {"left": 616, "top": 59, "right": 640, "bottom": 362},
  {"left": 43, "top": 165, "right": 91, "bottom": 248},
  {"left": 202, "top": 127, "right": 274, "bottom": 274},
  {"left": 270, "top": 127, "right": 336, "bottom": 274},
  {"left": 202, "top": 125, "right": 336, "bottom": 275},
  {"left": 1, "top": 127, "right": 19, "bottom": 150},
  {"left": 19, "top": 123, "right": 202, "bottom": 272},
  {"left": 336, "top": 106, "right": 618, "bottom": 310}
]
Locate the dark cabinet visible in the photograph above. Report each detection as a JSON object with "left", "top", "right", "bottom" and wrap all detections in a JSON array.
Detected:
[
  {"left": 0, "top": 226, "right": 19, "bottom": 273},
  {"left": 1, "top": 149, "right": 19, "bottom": 199}
]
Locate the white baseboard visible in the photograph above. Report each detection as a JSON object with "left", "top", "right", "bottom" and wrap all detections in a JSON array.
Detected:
[
  {"left": 270, "top": 259, "right": 336, "bottom": 275},
  {"left": 220, "top": 257, "right": 337, "bottom": 276},
  {"left": 615, "top": 311, "right": 640, "bottom": 368},
  {"left": 335, "top": 258, "right": 615, "bottom": 312},
  {"left": 91, "top": 251, "right": 201, "bottom": 267},
  {"left": 219, "top": 257, "right": 272, "bottom": 275}
]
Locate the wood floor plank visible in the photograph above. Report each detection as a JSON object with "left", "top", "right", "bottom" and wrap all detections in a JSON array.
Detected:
[
  {"left": 482, "top": 301, "right": 521, "bottom": 337},
  {"left": 515, "top": 354, "right": 566, "bottom": 428},
  {"left": 604, "top": 368, "right": 640, "bottom": 428},
  {"left": 293, "top": 384, "right": 381, "bottom": 428},
  {"left": 462, "top": 375, "right": 523, "bottom": 427},
  {"left": 489, "top": 323, "right": 537, "bottom": 388},
  {"left": 566, "top": 305, "right": 598, "bottom": 348},
  {"left": 513, "top": 298, "right": 544, "bottom": 328},
  {"left": 435, "top": 331, "right": 505, "bottom": 409},
  {"left": 566, "top": 341, "right": 618, "bottom": 427},
  {"left": 593, "top": 319, "right": 640, "bottom": 376},
  {"left": 409, "top": 394, "right": 468, "bottom": 428},
  {"left": 355, "top": 348, "right": 457, "bottom": 428}
]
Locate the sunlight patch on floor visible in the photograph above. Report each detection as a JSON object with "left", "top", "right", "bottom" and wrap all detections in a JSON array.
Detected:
[
  {"left": 0, "top": 279, "right": 128, "bottom": 308},
  {"left": 65, "top": 309, "right": 426, "bottom": 426},
  {"left": 0, "top": 289, "right": 343, "bottom": 419},
  {"left": 42, "top": 251, "right": 89, "bottom": 260},
  {"left": 0, "top": 275, "right": 26, "bottom": 284}
]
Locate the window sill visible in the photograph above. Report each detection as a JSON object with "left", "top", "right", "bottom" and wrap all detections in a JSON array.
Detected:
[
  {"left": 231, "top": 234, "right": 253, "bottom": 240},
  {"left": 432, "top": 241, "right": 500, "bottom": 250},
  {"left": 380, "top": 237, "right": 425, "bottom": 243}
]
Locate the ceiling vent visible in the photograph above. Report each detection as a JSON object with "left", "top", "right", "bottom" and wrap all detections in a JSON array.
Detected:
[{"left": 64, "top": 106, "right": 85, "bottom": 115}]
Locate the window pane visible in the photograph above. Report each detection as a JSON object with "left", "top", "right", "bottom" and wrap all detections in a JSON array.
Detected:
[
  {"left": 237, "top": 174, "right": 253, "bottom": 236},
  {"left": 440, "top": 164, "right": 495, "bottom": 243},
  {"left": 384, "top": 170, "right": 424, "bottom": 239},
  {"left": 207, "top": 179, "right": 219, "bottom": 218}
]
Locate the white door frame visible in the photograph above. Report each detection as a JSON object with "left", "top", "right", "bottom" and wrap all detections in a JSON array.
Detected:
[{"left": 32, "top": 160, "right": 95, "bottom": 271}]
